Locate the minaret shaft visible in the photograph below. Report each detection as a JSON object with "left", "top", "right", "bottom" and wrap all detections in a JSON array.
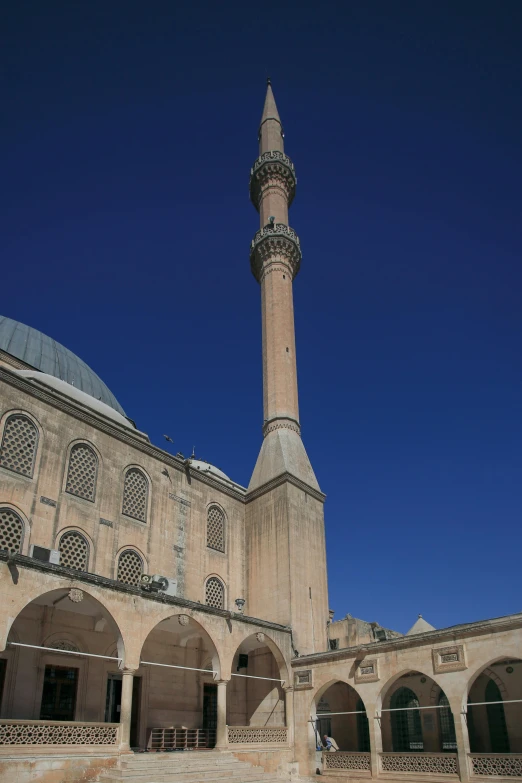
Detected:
[
  {"left": 261, "top": 267, "right": 299, "bottom": 426},
  {"left": 248, "top": 81, "right": 319, "bottom": 492}
]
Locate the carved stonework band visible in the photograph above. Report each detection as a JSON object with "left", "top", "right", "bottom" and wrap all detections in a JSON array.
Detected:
[
  {"left": 263, "top": 416, "right": 301, "bottom": 438},
  {"left": 250, "top": 224, "right": 302, "bottom": 282},
  {"left": 249, "top": 151, "right": 297, "bottom": 211}
]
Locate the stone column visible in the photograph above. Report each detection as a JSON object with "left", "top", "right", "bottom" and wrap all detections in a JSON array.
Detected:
[
  {"left": 284, "top": 686, "right": 295, "bottom": 750},
  {"left": 367, "top": 707, "right": 382, "bottom": 779},
  {"left": 451, "top": 698, "right": 471, "bottom": 783},
  {"left": 215, "top": 680, "right": 229, "bottom": 751},
  {"left": 119, "top": 668, "right": 136, "bottom": 752}
]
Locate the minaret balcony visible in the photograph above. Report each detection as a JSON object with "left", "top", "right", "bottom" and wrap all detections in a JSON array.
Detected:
[
  {"left": 249, "top": 151, "right": 297, "bottom": 211},
  {"left": 250, "top": 223, "right": 302, "bottom": 281}
]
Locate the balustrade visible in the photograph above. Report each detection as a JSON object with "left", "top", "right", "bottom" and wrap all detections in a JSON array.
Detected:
[
  {"left": 380, "top": 752, "right": 459, "bottom": 775},
  {"left": 227, "top": 726, "right": 288, "bottom": 744},
  {"left": 469, "top": 754, "right": 522, "bottom": 778},
  {"left": 0, "top": 719, "right": 119, "bottom": 746},
  {"left": 323, "top": 751, "right": 371, "bottom": 773}
]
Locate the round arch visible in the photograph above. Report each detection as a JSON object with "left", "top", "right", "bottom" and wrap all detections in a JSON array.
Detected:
[
  {"left": 309, "top": 678, "right": 370, "bottom": 753},
  {"left": 2, "top": 585, "right": 126, "bottom": 662},
  {"left": 226, "top": 631, "right": 289, "bottom": 685},
  {"left": 462, "top": 653, "right": 522, "bottom": 711},
  {"left": 138, "top": 611, "right": 222, "bottom": 679},
  {"left": 378, "top": 668, "right": 456, "bottom": 754},
  {"left": 464, "top": 655, "right": 522, "bottom": 754}
]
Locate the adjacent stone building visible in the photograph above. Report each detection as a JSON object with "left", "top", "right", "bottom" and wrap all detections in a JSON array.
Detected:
[{"left": 0, "top": 83, "right": 520, "bottom": 783}]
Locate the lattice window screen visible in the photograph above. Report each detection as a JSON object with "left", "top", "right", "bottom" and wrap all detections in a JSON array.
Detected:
[
  {"left": 207, "top": 506, "right": 225, "bottom": 552},
  {"left": 0, "top": 415, "right": 38, "bottom": 478},
  {"left": 0, "top": 508, "right": 24, "bottom": 553},
  {"left": 58, "top": 531, "right": 89, "bottom": 571},
  {"left": 65, "top": 444, "right": 98, "bottom": 501},
  {"left": 117, "top": 550, "right": 143, "bottom": 585},
  {"left": 122, "top": 468, "right": 148, "bottom": 522},
  {"left": 205, "top": 577, "right": 225, "bottom": 609}
]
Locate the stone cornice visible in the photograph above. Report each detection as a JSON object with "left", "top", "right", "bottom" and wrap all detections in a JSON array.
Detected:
[
  {"left": 250, "top": 223, "right": 302, "bottom": 282},
  {"left": 0, "top": 367, "right": 247, "bottom": 503},
  {"left": 291, "top": 613, "right": 522, "bottom": 666},
  {"left": 246, "top": 471, "right": 326, "bottom": 504},
  {"left": 0, "top": 551, "right": 291, "bottom": 634},
  {"left": 249, "top": 151, "right": 297, "bottom": 211}
]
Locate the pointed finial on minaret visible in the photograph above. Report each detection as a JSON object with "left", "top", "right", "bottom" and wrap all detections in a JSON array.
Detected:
[{"left": 259, "top": 79, "right": 283, "bottom": 154}]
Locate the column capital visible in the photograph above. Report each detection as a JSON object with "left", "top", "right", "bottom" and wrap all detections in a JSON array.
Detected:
[{"left": 121, "top": 667, "right": 138, "bottom": 676}]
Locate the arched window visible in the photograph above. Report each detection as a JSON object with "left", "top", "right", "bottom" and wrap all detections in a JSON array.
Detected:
[
  {"left": 356, "top": 697, "right": 370, "bottom": 752},
  {"left": 205, "top": 576, "right": 225, "bottom": 609},
  {"left": 65, "top": 443, "right": 98, "bottom": 502},
  {"left": 122, "top": 468, "right": 148, "bottom": 522},
  {"left": 485, "top": 679, "right": 510, "bottom": 753},
  {"left": 117, "top": 550, "right": 143, "bottom": 586},
  {"left": 0, "top": 508, "right": 24, "bottom": 553},
  {"left": 206, "top": 506, "right": 225, "bottom": 552},
  {"left": 58, "top": 531, "right": 89, "bottom": 571},
  {"left": 391, "top": 687, "right": 423, "bottom": 752},
  {"left": 0, "top": 414, "right": 38, "bottom": 478},
  {"left": 438, "top": 692, "right": 457, "bottom": 751}
]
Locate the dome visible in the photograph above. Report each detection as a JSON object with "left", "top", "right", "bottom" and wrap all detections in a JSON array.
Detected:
[
  {"left": 0, "top": 316, "right": 125, "bottom": 416},
  {"left": 189, "top": 459, "right": 231, "bottom": 481}
]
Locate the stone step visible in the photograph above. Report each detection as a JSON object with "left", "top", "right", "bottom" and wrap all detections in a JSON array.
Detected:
[
  {"left": 105, "top": 767, "right": 264, "bottom": 779},
  {"left": 122, "top": 756, "right": 246, "bottom": 766},
  {"left": 100, "top": 774, "right": 281, "bottom": 783},
  {"left": 120, "top": 759, "right": 251, "bottom": 772}
]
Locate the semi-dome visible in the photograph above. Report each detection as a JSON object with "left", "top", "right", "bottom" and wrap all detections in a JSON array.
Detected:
[{"left": 0, "top": 315, "right": 125, "bottom": 416}]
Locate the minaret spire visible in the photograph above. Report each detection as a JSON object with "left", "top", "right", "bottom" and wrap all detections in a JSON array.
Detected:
[
  {"left": 248, "top": 81, "right": 319, "bottom": 492},
  {"left": 259, "top": 79, "right": 284, "bottom": 154}
]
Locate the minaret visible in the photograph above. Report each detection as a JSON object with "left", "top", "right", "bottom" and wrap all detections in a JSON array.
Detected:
[
  {"left": 246, "top": 82, "right": 329, "bottom": 655},
  {"left": 248, "top": 80, "right": 319, "bottom": 492}
]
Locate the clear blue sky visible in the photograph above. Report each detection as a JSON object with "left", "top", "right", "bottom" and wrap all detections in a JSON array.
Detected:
[{"left": 3, "top": 1, "right": 521, "bottom": 634}]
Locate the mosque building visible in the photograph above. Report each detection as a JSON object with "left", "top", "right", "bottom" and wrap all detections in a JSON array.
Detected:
[{"left": 0, "top": 83, "right": 520, "bottom": 783}]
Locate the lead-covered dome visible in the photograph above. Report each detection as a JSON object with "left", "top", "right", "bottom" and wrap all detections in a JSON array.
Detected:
[{"left": 0, "top": 316, "right": 125, "bottom": 416}]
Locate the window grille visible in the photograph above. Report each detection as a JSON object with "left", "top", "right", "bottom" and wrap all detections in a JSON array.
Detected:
[
  {"left": 357, "top": 697, "right": 371, "bottom": 752},
  {"left": 438, "top": 692, "right": 457, "bottom": 751},
  {"left": 122, "top": 468, "right": 148, "bottom": 522},
  {"left": 117, "top": 549, "right": 143, "bottom": 586},
  {"left": 329, "top": 638, "right": 339, "bottom": 650},
  {"left": 58, "top": 531, "right": 89, "bottom": 571},
  {"left": 390, "top": 687, "right": 423, "bottom": 751},
  {"left": 205, "top": 577, "right": 225, "bottom": 609},
  {"left": 0, "top": 508, "right": 24, "bottom": 553},
  {"left": 206, "top": 506, "right": 225, "bottom": 552},
  {"left": 65, "top": 444, "right": 98, "bottom": 501},
  {"left": 0, "top": 414, "right": 38, "bottom": 478}
]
